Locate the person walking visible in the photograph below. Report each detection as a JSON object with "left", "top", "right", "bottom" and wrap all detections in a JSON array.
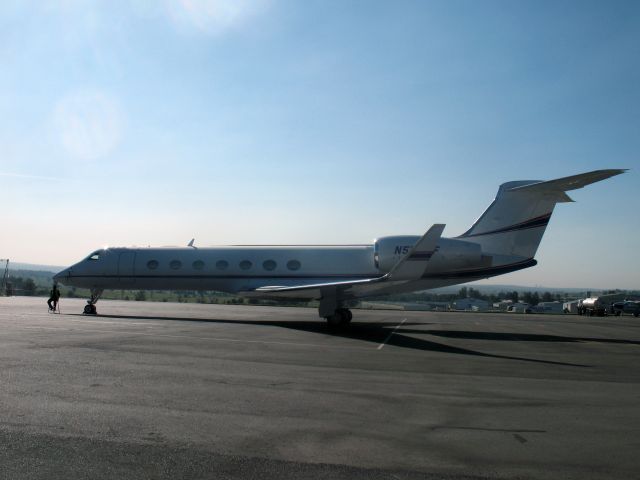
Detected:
[{"left": 47, "top": 284, "right": 61, "bottom": 312}]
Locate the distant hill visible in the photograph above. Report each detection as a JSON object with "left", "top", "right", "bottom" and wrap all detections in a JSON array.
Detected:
[
  {"left": 8, "top": 269, "right": 57, "bottom": 288},
  {"left": 431, "top": 283, "right": 601, "bottom": 294},
  {"left": 9, "top": 262, "right": 64, "bottom": 273},
  {"left": 417, "top": 283, "right": 633, "bottom": 295}
]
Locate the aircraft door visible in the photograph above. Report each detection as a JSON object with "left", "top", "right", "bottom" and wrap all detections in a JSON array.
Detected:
[{"left": 118, "top": 251, "right": 136, "bottom": 286}]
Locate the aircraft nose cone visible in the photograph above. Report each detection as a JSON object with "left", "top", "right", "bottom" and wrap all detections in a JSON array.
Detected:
[{"left": 53, "top": 268, "right": 69, "bottom": 282}]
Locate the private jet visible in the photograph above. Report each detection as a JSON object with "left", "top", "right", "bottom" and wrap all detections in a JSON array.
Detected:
[{"left": 54, "top": 169, "right": 626, "bottom": 325}]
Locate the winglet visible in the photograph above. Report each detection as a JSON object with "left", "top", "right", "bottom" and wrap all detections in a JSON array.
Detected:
[{"left": 387, "top": 224, "right": 445, "bottom": 280}]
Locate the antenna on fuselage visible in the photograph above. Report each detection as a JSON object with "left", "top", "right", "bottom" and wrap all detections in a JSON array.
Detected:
[{"left": 187, "top": 238, "right": 195, "bottom": 248}]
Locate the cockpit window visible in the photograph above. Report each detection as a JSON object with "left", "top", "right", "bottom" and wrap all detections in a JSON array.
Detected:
[
  {"left": 88, "top": 250, "right": 104, "bottom": 261},
  {"left": 373, "top": 242, "right": 380, "bottom": 269}
]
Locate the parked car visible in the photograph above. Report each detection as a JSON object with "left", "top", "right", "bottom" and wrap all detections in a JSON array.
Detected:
[{"left": 611, "top": 301, "right": 640, "bottom": 317}]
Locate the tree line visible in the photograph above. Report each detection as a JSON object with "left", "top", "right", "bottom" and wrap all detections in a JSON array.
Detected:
[{"left": 372, "top": 286, "right": 580, "bottom": 306}]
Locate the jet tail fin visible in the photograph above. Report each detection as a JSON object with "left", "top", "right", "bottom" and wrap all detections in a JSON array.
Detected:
[{"left": 459, "top": 169, "right": 626, "bottom": 259}]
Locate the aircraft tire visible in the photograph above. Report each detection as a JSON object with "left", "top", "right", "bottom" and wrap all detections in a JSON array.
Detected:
[
  {"left": 326, "top": 309, "right": 352, "bottom": 327},
  {"left": 340, "top": 308, "right": 352, "bottom": 323},
  {"left": 326, "top": 314, "right": 342, "bottom": 327},
  {"left": 84, "top": 304, "right": 97, "bottom": 315},
  {"left": 336, "top": 308, "right": 352, "bottom": 324}
]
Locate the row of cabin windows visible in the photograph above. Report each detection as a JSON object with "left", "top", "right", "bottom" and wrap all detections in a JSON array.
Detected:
[{"left": 146, "top": 259, "right": 301, "bottom": 272}]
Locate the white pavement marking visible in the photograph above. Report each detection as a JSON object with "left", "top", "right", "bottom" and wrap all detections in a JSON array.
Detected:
[{"left": 377, "top": 318, "right": 406, "bottom": 350}]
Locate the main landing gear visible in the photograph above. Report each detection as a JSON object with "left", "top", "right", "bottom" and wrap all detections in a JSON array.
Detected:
[
  {"left": 83, "top": 289, "right": 103, "bottom": 315},
  {"left": 325, "top": 308, "right": 353, "bottom": 327},
  {"left": 319, "top": 296, "right": 353, "bottom": 327}
]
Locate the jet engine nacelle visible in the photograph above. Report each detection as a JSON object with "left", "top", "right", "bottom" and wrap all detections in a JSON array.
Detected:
[
  {"left": 374, "top": 235, "right": 488, "bottom": 273},
  {"left": 374, "top": 235, "right": 420, "bottom": 272}
]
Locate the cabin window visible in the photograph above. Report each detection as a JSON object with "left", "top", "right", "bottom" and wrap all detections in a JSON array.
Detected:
[
  {"left": 147, "top": 260, "right": 159, "bottom": 270},
  {"left": 170, "top": 260, "right": 182, "bottom": 270},
  {"left": 216, "top": 260, "right": 228, "bottom": 270},
  {"left": 263, "top": 260, "right": 277, "bottom": 271},
  {"left": 192, "top": 260, "right": 205, "bottom": 270},
  {"left": 239, "top": 260, "right": 252, "bottom": 270},
  {"left": 287, "top": 260, "right": 301, "bottom": 271}
]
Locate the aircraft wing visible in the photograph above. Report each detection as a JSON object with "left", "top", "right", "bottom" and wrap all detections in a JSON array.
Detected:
[
  {"left": 243, "top": 224, "right": 445, "bottom": 301},
  {"left": 249, "top": 276, "right": 389, "bottom": 300}
]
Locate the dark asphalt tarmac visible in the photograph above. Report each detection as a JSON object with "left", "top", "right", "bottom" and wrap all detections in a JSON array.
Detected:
[{"left": 0, "top": 297, "right": 638, "bottom": 479}]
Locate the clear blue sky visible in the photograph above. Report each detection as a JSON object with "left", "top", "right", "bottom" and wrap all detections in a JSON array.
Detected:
[{"left": 1, "top": 0, "right": 638, "bottom": 289}]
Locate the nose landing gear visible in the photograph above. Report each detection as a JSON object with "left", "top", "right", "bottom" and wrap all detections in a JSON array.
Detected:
[{"left": 83, "top": 289, "right": 103, "bottom": 315}]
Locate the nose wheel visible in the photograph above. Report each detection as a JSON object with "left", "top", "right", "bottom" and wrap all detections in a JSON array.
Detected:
[
  {"left": 83, "top": 289, "right": 103, "bottom": 315},
  {"left": 83, "top": 304, "right": 97, "bottom": 315}
]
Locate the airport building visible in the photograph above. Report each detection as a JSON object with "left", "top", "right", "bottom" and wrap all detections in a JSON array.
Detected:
[
  {"left": 452, "top": 298, "right": 490, "bottom": 311},
  {"left": 531, "top": 301, "right": 564, "bottom": 314}
]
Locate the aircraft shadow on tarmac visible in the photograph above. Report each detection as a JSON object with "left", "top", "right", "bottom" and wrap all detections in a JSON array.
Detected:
[
  {"left": 423, "top": 329, "right": 640, "bottom": 346},
  {"left": 90, "top": 313, "right": 609, "bottom": 367}
]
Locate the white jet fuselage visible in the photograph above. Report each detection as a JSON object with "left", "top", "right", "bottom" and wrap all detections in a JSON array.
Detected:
[{"left": 55, "top": 238, "right": 531, "bottom": 298}]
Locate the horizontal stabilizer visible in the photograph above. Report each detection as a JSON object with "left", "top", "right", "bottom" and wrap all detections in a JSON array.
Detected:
[
  {"left": 387, "top": 224, "right": 445, "bottom": 280},
  {"left": 508, "top": 169, "right": 627, "bottom": 194}
]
